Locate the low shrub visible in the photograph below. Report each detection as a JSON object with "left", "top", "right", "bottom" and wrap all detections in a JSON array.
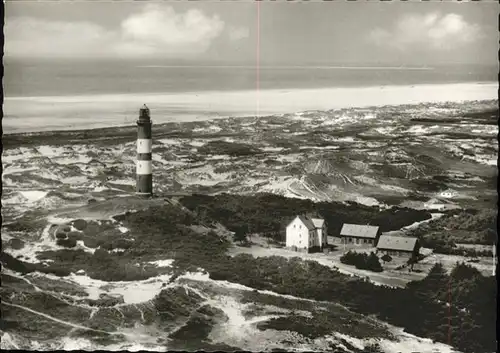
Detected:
[
  {"left": 55, "top": 232, "right": 67, "bottom": 239},
  {"left": 82, "top": 236, "right": 100, "bottom": 249},
  {"left": 8, "top": 238, "right": 25, "bottom": 250},
  {"left": 435, "top": 247, "right": 493, "bottom": 257},
  {"left": 72, "top": 219, "right": 88, "bottom": 231},
  {"left": 67, "top": 231, "right": 84, "bottom": 241},
  {"left": 340, "top": 251, "right": 383, "bottom": 272},
  {"left": 56, "top": 238, "right": 77, "bottom": 248},
  {"left": 257, "top": 315, "right": 331, "bottom": 339}
]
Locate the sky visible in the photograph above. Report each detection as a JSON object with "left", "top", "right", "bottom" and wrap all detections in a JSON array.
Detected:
[{"left": 4, "top": 1, "right": 499, "bottom": 66}]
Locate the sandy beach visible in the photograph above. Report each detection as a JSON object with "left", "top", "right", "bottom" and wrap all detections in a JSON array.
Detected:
[{"left": 3, "top": 82, "right": 497, "bottom": 134}]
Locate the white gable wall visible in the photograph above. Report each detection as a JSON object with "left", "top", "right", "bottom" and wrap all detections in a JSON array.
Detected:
[{"left": 286, "top": 217, "right": 310, "bottom": 249}]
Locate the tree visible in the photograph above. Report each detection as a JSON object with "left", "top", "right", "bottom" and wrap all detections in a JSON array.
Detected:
[
  {"left": 366, "top": 252, "right": 383, "bottom": 272},
  {"left": 233, "top": 230, "right": 247, "bottom": 244},
  {"left": 419, "top": 263, "right": 449, "bottom": 301},
  {"left": 450, "top": 262, "right": 481, "bottom": 281}
]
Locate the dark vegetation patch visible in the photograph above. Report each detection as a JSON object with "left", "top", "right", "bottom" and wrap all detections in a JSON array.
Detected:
[
  {"left": 409, "top": 209, "right": 497, "bottom": 249},
  {"left": 50, "top": 219, "right": 134, "bottom": 251},
  {"left": 154, "top": 286, "right": 207, "bottom": 332},
  {"left": 370, "top": 194, "right": 409, "bottom": 206},
  {"left": 1, "top": 252, "right": 73, "bottom": 277},
  {"left": 435, "top": 246, "right": 493, "bottom": 257},
  {"left": 56, "top": 238, "right": 77, "bottom": 248},
  {"left": 206, "top": 254, "right": 495, "bottom": 353},
  {"left": 72, "top": 219, "right": 88, "bottom": 230},
  {"left": 197, "top": 140, "right": 263, "bottom": 157},
  {"left": 24, "top": 273, "right": 89, "bottom": 297},
  {"left": 257, "top": 315, "right": 330, "bottom": 339},
  {"left": 437, "top": 132, "right": 496, "bottom": 140},
  {"left": 87, "top": 307, "right": 127, "bottom": 331},
  {"left": 2, "top": 273, "right": 39, "bottom": 291},
  {"left": 2, "top": 191, "right": 494, "bottom": 352},
  {"left": 7, "top": 238, "right": 25, "bottom": 250},
  {"left": 244, "top": 289, "right": 391, "bottom": 341},
  {"left": 370, "top": 163, "right": 411, "bottom": 179},
  {"left": 263, "top": 159, "right": 284, "bottom": 166},
  {"left": 410, "top": 177, "right": 449, "bottom": 192},
  {"left": 179, "top": 193, "right": 431, "bottom": 242},
  {"left": 168, "top": 304, "right": 227, "bottom": 350},
  {"left": 0, "top": 303, "right": 72, "bottom": 341},
  {"left": 3, "top": 241, "right": 165, "bottom": 281},
  {"left": 340, "top": 251, "right": 383, "bottom": 272},
  {"left": 114, "top": 204, "right": 230, "bottom": 268},
  {"left": 5, "top": 289, "right": 91, "bottom": 327},
  {"left": 2, "top": 217, "right": 49, "bottom": 233}
]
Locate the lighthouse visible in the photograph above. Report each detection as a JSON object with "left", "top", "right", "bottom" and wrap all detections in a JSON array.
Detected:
[{"left": 136, "top": 104, "right": 153, "bottom": 195}]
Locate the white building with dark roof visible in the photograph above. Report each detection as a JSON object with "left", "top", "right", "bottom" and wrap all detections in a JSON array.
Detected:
[
  {"left": 340, "top": 224, "right": 380, "bottom": 246},
  {"left": 376, "top": 235, "right": 420, "bottom": 257},
  {"left": 286, "top": 215, "right": 327, "bottom": 252}
]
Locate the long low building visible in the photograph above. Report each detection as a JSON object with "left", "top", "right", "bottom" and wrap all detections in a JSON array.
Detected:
[
  {"left": 340, "top": 224, "right": 380, "bottom": 246},
  {"left": 376, "top": 235, "right": 420, "bottom": 257}
]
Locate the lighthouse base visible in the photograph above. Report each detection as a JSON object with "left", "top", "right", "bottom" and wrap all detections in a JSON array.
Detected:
[{"left": 136, "top": 174, "right": 153, "bottom": 195}]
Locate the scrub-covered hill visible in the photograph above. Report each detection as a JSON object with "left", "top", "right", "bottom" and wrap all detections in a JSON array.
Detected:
[{"left": 1, "top": 197, "right": 495, "bottom": 352}]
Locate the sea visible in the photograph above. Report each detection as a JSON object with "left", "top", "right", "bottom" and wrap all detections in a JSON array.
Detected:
[
  {"left": 3, "top": 59, "right": 498, "bottom": 133},
  {"left": 4, "top": 60, "right": 497, "bottom": 97}
]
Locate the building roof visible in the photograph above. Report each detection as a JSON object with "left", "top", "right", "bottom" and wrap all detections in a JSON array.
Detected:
[
  {"left": 311, "top": 218, "right": 325, "bottom": 228},
  {"left": 297, "top": 215, "right": 316, "bottom": 231},
  {"left": 287, "top": 215, "right": 324, "bottom": 231},
  {"left": 377, "top": 235, "right": 418, "bottom": 252},
  {"left": 340, "top": 224, "right": 379, "bottom": 239}
]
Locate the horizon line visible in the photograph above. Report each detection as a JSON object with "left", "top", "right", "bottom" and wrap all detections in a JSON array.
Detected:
[{"left": 136, "top": 65, "right": 436, "bottom": 70}]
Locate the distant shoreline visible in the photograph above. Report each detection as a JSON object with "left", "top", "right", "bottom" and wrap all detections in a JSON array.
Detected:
[
  {"left": 3, "top": 82, "right": 498, "bottom": 135},
  {"left": 3, "top": 81, "right": 495, "bottom": 101}
]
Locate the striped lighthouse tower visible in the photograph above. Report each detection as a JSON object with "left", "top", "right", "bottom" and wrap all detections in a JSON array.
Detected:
[{"left": 136, "top": 104, "right": 153, "bottom": 195}]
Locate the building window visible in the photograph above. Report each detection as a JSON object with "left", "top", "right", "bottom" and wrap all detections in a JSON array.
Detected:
[{"left": 348, "top": 237, "right": 352, "bottom": 243}]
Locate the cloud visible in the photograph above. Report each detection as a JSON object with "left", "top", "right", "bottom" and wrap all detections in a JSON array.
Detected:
[
  {"left": 368, "top": 12, "right": 482, "bottom": 51},
  {"left": 5, "top": 17, "right": 115, "bottom": 59},
  {"left": 119, "top": 5, "right": 225, "bottom": 55},
  {"left": 5, "top": 5, "right": 247, "bottom": 59}
]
